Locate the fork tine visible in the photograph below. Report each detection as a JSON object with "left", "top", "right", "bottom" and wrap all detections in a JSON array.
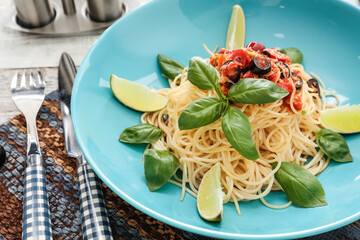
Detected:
[
  {"left": 20, "top": 70, "right": 27, "bottom": 89},
  {"left": 37, "top": 69, "right": 45, "bottom": 88},
  {"left": 11, "top": 72, "right": 19, "bottom": 90},
  {"left": 29, "top": 70, "right": 36, "bottom": 88}
]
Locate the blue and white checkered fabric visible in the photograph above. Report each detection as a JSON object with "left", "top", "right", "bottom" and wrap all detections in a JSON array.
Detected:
[
  {"left": 22, "top": 165, "right": 52, "bottom": 240},
  {"left": 78, "top": 163, "right": 113, "bottom": 240}
]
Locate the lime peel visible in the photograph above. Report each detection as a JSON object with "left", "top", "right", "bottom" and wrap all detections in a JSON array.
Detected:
[
  {"left": 226, "top": 4, "right": 246, "bottom": 50},
  {"left": 197, "top": 162, "right": 223, "bottom": 222},
  {"left": 110, "top": 74, "right": 168, "bottom": 112},
  {"left": 320, "top": 105, "right": 360, "bottom": 133}
]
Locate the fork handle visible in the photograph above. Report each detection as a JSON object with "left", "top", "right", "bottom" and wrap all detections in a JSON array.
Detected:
[
  {"left": 22, "top": 163, "right": 53, "bottom": 240},
  {"left": 77, "top": 156, "right": 113, "bottom": 240}
]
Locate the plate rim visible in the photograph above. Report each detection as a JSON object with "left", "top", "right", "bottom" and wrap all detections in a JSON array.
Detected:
[{"left": 72, "top": 0, "right": 360, "bottom": 238}]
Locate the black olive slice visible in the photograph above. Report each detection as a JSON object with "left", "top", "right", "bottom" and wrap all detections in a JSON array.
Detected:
[
  {"left": 221, "top": 60, "right": 241, "bottom": 82},
  {"left": 249, "top": 55, "right": 271, "bottom": 75},
  {"left": 276, "top": 61, "right": 290, "bottom": 78},
  {"left": 223, "top": 60, "right": 233, "bottom": 65},
  {"left": 262, "top": 50, "right": 271, "bottom": 57},
  {"left": 307, "top": 78, "right": 321, "bottom": 96},
  {"left": 229, "top": 66, "right": 241, "bottom": 82},
  {"left": 291, "top": 72, "right": 303, "bottom": 91},
  {"left": 295, "top": 79, "right": 303, "bottom": 91}
]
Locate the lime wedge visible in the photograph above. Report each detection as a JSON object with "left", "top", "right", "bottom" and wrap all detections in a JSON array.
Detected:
[
  {"left": 197, "top": 162, "right": 223, "bottom": 222},
  {"left": 226, "top": 4, "right": 246, "bottom": 50},
  {"left": 110, "top": 74, "right": 168, "bottom": 112},
  {"left": 320, "top": 105, "right": 360, "bottom": 133}
]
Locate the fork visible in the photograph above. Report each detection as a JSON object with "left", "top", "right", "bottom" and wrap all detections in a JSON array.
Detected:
[{"left": 11, "top": 70, "right": 53, "bottom": 240}]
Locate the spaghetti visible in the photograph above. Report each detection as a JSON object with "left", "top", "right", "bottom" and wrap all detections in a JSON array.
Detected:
[{"left": 141, "top": 45, "right": 333, "bottom": 214}]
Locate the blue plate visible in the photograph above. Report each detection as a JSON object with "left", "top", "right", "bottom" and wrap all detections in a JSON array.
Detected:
[{"left": 72, "top": 0, "right": 360, "bottom": 239}]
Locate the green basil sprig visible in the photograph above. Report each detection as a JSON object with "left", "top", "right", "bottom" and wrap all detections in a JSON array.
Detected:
[
  {"left": 178, "top": 97, "right": 228, "bottom": 130},
  {"left": 157, "top": 54, "right": 185, "bottom": 80},
  {"left": 280, "top": 47, "right": 303, "bottom": 64},
  {"left": 187, "top": 57, "right": 219, "bottom": 90},
  {"left": 215, "top": 82, "right": 227, "bottom": 99},
  {"left": 222, "top": 107, "right": 259, "bottom": 160},
  {"left": 119, "top": 124, "right": 163, "bottom": 143},
  {"left": 272, "top": 162, "right": 327, "bottom": 208},
  {"left": 228, "top": 78, "right": 289, "bottom": 104},
  {"left": 178, "top": 55, "right": 294, "bottom": 160},
  {"left": 144, "top": 149, "right": 180, "bottom": 191},
  {"left": 316, "top": 129, "right": 353, "bottom": 162}
]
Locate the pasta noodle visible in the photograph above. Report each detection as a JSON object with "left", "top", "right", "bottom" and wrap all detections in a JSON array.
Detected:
[{"left": 141, "top": 55, "right": 333, "bottom": 215}]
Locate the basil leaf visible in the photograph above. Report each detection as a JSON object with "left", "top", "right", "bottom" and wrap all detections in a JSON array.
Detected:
[
  {"left": 228, "top": 78, "right": 289, "bottom": 104},
  {"left": 280, "top": 47, "right": 303, "bottom": 64},
  {"left": 119, "top": 124, "right": 163, "bottom": 143},
  {"left": 157, "top": 54, "right": 185, "bottom": 80},
  {"left": 178, "top": 97, "right": 227, "bottom": 130},
  {"left": 316, "top": 129, "right": 353, "bottom": 162},
  {"left": 188, "top": 57, "right": 219, "bottom": 90},
  {"left": 144, "top": 149, "right": 180, "bottom": 191},
  {"left": 215, "top": 82, "right": 227, "bottom": 99},
  {"left": 221, "top": 107, "right": 259, "bottom": 160},
  {"left": 272, "top": 162, "right": 327, "bottom": 208}
]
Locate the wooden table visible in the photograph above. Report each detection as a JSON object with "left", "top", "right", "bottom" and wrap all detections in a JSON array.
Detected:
[
  {"left": 0, "top": 0, "right": 150, "bottom": 124},
  {"left": 0, "top": 68, "right": 58, "bottom": 124},
  {"left": 0, "top": 0, "right": 102, "bottom": 124}
]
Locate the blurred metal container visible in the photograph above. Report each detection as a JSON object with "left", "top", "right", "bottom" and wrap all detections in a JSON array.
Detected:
[
  {"left": 2, "top": 0, "right": 147, "bottom": 35},
  {"left": 14, "top": 0, "right": 55, "bottom": 28},
  {"left": 87, "top": 0, "right": 123, "bottom": 22},
  {"left": 61, "top": 0, "right": 76, "bottom": 15}
]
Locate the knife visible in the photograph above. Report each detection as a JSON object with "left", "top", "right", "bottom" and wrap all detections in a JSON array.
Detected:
[{"left": 58, "top": 52, "right": 114, "bottom": 240}]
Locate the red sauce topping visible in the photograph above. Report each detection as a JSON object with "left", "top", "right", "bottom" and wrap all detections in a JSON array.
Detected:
[
  {"left": 263, "top": 48, "right": 291, "bottom": 65},
  {"left": 210, "top": 42, "right": 303, "bottom": 111}
]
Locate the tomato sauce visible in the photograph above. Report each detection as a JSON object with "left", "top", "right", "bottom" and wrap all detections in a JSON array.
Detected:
[{"left": 210, "top": 42, "right": 303, "bottom": 111}]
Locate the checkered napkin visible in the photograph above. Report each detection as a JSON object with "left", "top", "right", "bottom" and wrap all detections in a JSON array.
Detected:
[{"left": 0, "top": 90, "right": 359, "bottom": 240}]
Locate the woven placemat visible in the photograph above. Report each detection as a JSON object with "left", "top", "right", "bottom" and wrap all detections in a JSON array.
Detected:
[{"left": 0, "top": 91, "right": 359, "bottom": 240}]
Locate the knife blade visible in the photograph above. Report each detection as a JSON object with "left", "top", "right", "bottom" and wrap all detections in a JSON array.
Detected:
[
  {"left": 59, "top": 52, "right": 114, "bottom": 240},
  {"left": 58, "top": 53, "right": 82, "bottom": 158}
]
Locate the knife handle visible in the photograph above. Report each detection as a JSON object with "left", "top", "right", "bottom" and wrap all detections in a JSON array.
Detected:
[
  {"left": 77, "top": 156, "right": 113, "bottom": 240},
  {"left": 22, "top": 163, "right": 53, "bottom": 240}
]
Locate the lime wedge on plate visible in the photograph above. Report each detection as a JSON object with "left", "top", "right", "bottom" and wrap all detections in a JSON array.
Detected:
[
  {"left": 110, "top": 74, "right": 168, "bottom": 112},
  {"left": 320, "top": 105, "right": 360, "bottom": 133},
  {"left": 197, "top": 162, "right": 223, "bottom": 222},
  {"left": 226, "top": 4, "right": 246, "bottom": 50}
]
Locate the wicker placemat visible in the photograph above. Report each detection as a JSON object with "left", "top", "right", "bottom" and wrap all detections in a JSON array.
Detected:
[{"left": 0, "top": 91, "right": 359, "bottom": 240}]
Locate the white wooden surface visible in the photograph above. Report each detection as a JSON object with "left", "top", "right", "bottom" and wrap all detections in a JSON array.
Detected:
[
  {"left": 0, "top": 68, "right": 58, "bottom": 124},
  {"left": 0, "top": 0, "right": 358, "bottom": 69},
  {"left": 0, "top": 0, "right": 359, "bottom": 124},
  {"left": 0, "top": 0, "right": 150, "bottom": 69},
  {"left": 0, "top": 0, "right": 150, "bottom": 124},
  {"left": 0, "top": 0, "right": 100, "bottom": 68}
]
